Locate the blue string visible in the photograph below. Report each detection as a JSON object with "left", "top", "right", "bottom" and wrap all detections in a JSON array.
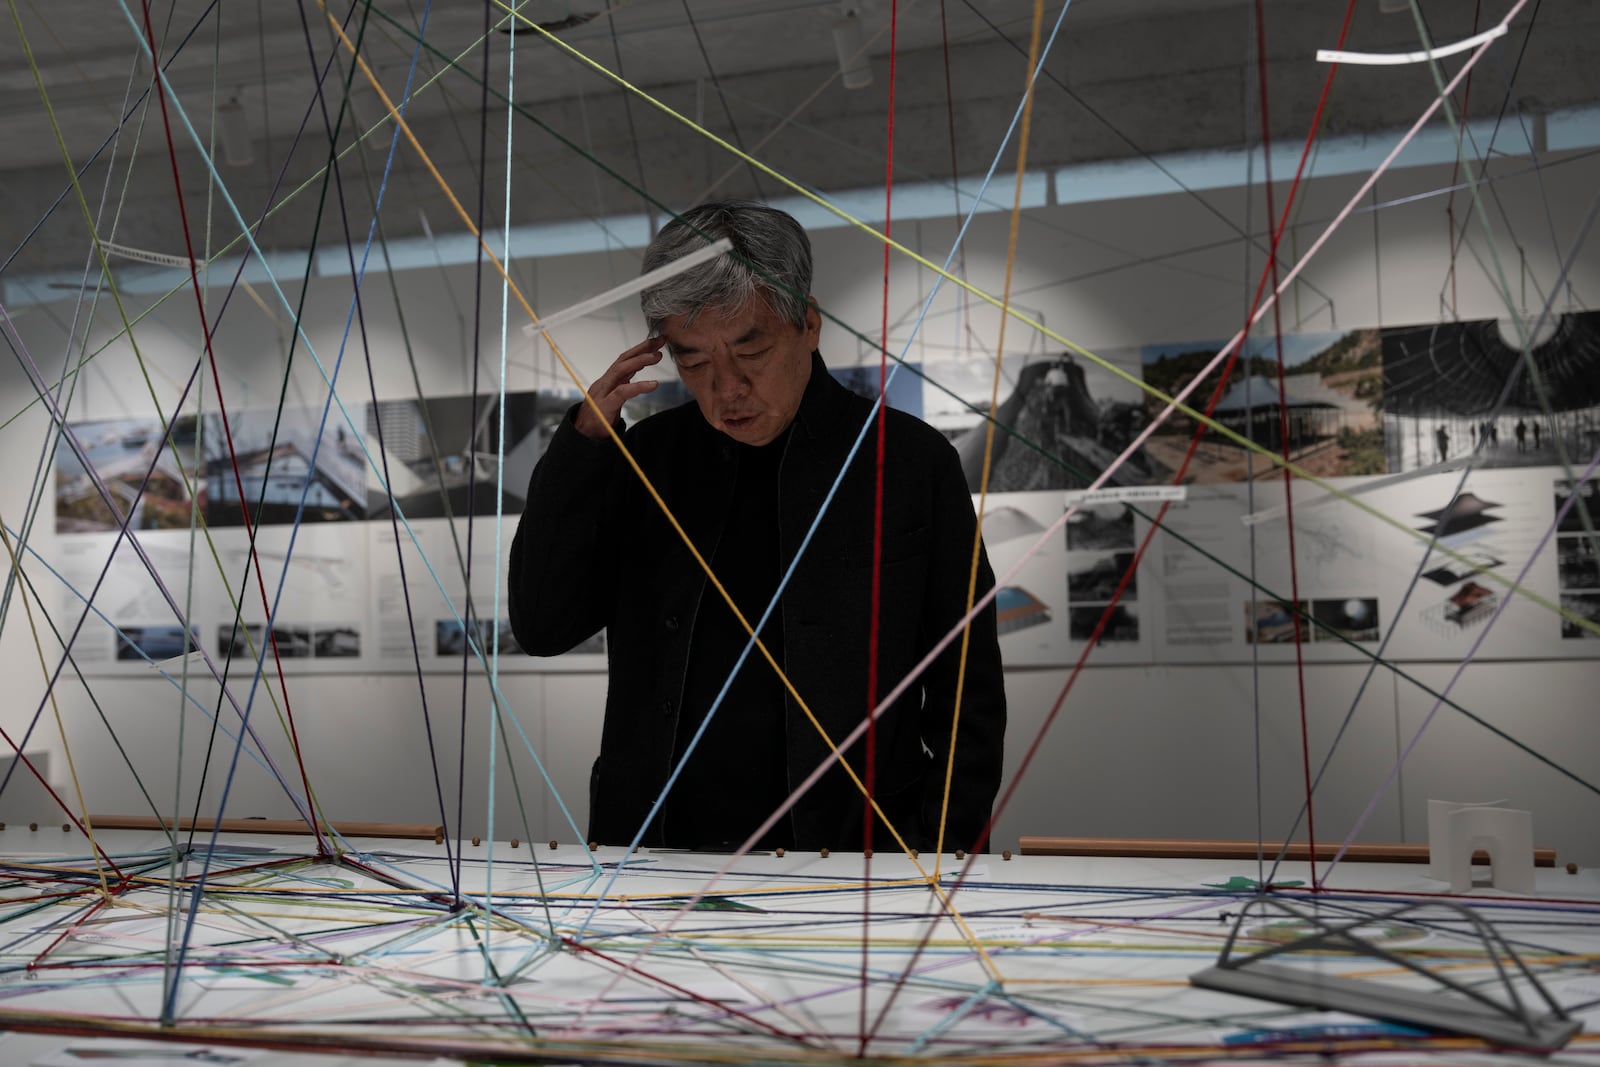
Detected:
[
  {"left": 0, "top": 0, "right": 221, "bottom": 279},
  {"left": 0, "top": 522, "right": 287, "bottom": 783},
  {"left": 484, "top": 0, "right": 523, "bottom": 980},
  {"left": 110, "top": 0, "right": 439, "bottom": 1021},
  {"left": 573, "top": 0, "right": 1078, "bottom": 937},
  {"left": 99, "top": 0, "right": 587, "bottom": 861},
  {"left": 0, "top": 329, "right": 319, "bottom": 826}
]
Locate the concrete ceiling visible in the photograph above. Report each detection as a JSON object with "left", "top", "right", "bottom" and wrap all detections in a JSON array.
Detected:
[{"left": 2, "top": 0, "right": 1596, "bottom": 277}]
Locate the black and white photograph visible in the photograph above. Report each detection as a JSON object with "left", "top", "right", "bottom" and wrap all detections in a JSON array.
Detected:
[
  {"left": 924, "top": 348, "right": 1156, "bottom": 493},
  {"left": 270, "top": 625, "right": 315, "bottom": 658},
  {"left": 367, "top": 391, "right": 578, "bottom": 520},
  {"left": 1555, "top": 477, "right": 1600, "bottom": 534},
  {"left": 436, "top": 618, "right": 524, "bottom": 658},
  {"left": 314, "top": 626, "right": 362, "bottom": 658},
  {"left": 1066, "top": 552, "right": 1137, "bottom": 602},
  {"left": 1560, "top": 592, "right": 1600, "bottom": 640},
  {"left": 1065, "top": 503, "right": 1136, "bottom": 551},
  {"left": 1558, "top": 536, "right": 1599, "bottom": 590},
  {"left": 1384, "top": 311, "right": 1600, "bottom": 472},
  {"left": 1311, "top": 598, "right": 1381, "bottom": 643},
  {"left": 218, "top": 622, "right": 268, "bottom": 660},
  {"left": 205, "top": 406, "right": 368, "bottom": 527},
  {"left": 1068, "top": 603, "right": 1139, "bottom": 643}
]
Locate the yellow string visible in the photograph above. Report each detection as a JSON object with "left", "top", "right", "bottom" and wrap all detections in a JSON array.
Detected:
[
  {"left": 6, "top": 2, "right": 342, "bottom": 835},
  {"left": 301, "top": 5, "right": 1007, "bottom": 980},
  {"left": 483, "top": 0, "right": 1598, "bottom": 637},
  {"left": 935, "top": 0, "right": 1047, "bottom": 874}
]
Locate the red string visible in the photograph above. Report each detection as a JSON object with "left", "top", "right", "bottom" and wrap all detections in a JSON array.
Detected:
[
  {"left": 1252, "top": 0, "right": 1320, "bottom": 890},
  {"left": 861, "top": 0, "right": 1369, "bottom": 1035},
  {"left": 136, "top": 0, "right": 326, "bottom": 855},
  {"left": 861, "top": 0, "right": 899, "bottom": 1054},
  {"left": 0, "top": 727, "right": 124, "bottom": 879}
]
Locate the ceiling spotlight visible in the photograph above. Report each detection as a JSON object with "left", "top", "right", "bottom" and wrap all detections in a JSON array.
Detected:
[{"left": 832, "top": 12, "right": 873, "bottom": 90}]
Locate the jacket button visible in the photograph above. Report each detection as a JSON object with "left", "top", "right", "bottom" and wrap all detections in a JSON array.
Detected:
[
  {"left": 664, "top": 616, "right": 679, "bottom": 632},
  {"left": 661, "top": 698, "right": 674, "bottom": 716}
]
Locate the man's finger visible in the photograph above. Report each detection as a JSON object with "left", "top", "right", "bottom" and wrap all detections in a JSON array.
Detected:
[
  {"left": 597, "top": 338, "right": 666, "bottom": 393},
  {"left": 616, "top": 380, "right": 659, "bottom": 402}
]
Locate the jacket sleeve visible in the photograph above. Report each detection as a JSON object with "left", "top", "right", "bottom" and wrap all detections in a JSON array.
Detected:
[
  {"left": 916, "top": 439, "right": 1008, "bottom": 852},
  {"left": 508, "top": 405, "right": 621, "bottom": 656}
]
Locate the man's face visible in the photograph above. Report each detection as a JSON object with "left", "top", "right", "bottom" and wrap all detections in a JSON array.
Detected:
[{"left": 660, "top": 295, "right": 821, "bottom": 447}]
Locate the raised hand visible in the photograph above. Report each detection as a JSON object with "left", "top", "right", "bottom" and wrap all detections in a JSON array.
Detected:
[{"left": 574, "top": 335, "right": 668, "bottom": 440}]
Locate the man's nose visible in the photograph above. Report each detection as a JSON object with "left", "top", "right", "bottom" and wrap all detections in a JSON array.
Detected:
[{"left": 712, "top": 359, "right": 748, "bottom": 399}]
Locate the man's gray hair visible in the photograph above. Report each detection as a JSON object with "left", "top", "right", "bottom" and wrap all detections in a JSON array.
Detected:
[{"left": 639, "top": 200, "right": 813, "bottom": 333}]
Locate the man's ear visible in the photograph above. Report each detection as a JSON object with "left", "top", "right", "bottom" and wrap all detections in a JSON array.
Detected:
[{"left": 803, "top": 297, "right": 822, "bottom": 347}]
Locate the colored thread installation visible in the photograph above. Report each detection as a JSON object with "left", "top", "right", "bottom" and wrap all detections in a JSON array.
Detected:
[{"left": 0, "top": 1, "right": 1598, "bottom": 1065}]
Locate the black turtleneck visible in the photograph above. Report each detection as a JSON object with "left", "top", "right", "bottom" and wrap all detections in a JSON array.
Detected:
[{"left": 662, "top": 427, "right": 794, "bottom": 851}]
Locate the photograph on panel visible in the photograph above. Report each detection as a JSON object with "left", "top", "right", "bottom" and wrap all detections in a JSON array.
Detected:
[
  {"left": 366, "top": 390, "right": 578, "bottom": 519},
  {"left": 1558, "top": 535, "right": 1599, "bottom": 590},
  {"left": 1141, "top": 328, "right": 1385, "bottom": 484},
  {"left": 436, "top": 617, "right": 524, "bottom": 658},
  {"left": 1067, "top": 603, "right": 1138, "bottom": 643},
  {"left": 1064, "top": 501, "right": 1137, "bottom": 551},
  {"left": 1560, "top": 592, "right": 1600, "bottom": 640},
  {"left": 1066, "top": 551, "right": 1138, "bottom": 602},
  {"left": 55, "top": 414, "right": 205, "bottom": 533},
  {"left": 116, "top": 624, "right": 199, "bottom": 663},
  {"left": 1382, "top": 310, "right": 1600, "bottom": 472},
  {"left": 1309, "top": 597, "right": 1382, "bottom": 643},
  {"left": 1554, "top": 476, "right": 1600, "bottom": 534},
  {"left": 202, "top": 404, "right": 368, "bottom": 526},
  {"left": 918, "top": 345, "right": 1156, "bottom": 493},
  {"left": 1244, "top": 598, "right": 1309, "bottom": 644}
]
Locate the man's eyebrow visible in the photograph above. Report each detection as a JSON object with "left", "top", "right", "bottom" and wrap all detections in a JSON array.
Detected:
[{"left": 667, "top": 326, "right": 767, "bottom": 359}]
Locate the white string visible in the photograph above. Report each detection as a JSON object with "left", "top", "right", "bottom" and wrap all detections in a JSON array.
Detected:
[
  {"left": 519, "top": 237, "right": 731, "bottom": 336},
  {"left": 1317, "top": 24, "right": 1506, "bottom": 66}
]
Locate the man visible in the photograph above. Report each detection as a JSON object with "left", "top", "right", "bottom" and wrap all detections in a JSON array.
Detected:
[{"left": 509, "top": 201, "right": 1006, "bottom": 854}]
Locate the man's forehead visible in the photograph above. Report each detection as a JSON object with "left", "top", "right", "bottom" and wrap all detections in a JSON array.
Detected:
[{"left": 661, "top": 298, "right": 781, "bottom": 351}]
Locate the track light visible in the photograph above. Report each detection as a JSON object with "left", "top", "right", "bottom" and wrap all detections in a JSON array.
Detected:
[{"left": 832, "top": 12, "right": 873, "bottom": 91}]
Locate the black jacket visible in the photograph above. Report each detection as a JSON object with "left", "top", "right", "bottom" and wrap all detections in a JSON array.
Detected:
[{"left": 509, "top": 353, "right": 1006, "bottom": 851}]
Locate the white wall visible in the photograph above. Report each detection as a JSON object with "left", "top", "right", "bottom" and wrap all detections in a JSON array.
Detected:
[{"left": 3, "top": 149, "right": 1597, "bottom": 867}]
